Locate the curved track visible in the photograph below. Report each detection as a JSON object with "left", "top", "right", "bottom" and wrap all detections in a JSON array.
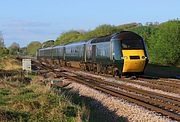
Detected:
[
  {"left": 58, "top": 72, "right": 180, "bottom": 121},
  {"left": 21, "top": 57, "right": 180, "bottom": 121}
]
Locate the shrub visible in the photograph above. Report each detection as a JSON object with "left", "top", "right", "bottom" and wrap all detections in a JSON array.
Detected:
[{"left": 149, "top": 20, "right": 180, "bottom": 65}]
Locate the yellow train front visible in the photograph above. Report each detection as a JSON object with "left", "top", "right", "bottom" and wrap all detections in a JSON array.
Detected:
[{"left": 112, "top": 31, "right": 149, "bottom": 76}]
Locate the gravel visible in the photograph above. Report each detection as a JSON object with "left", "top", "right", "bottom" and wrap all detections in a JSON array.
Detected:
[
  {"left": 52, "top": 68, "right": 179, "bottom": 121},
  {"left": 74, "top": 70, "right": 180, "bottom": 98},
  {"left": 63, "top": 79, "right": 176, "bottom": 122}
]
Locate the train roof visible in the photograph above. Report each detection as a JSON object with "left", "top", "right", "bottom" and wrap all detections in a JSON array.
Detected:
[
  {"left": 52, "top": 45, "right": 64, "bottom": 49},
  {"left": 64, "top": 40, "right": 87, "bottom": 46},
  {"left": 89, "top": 31, "right": 143, "bottom": 44},
  {"left": 38, "top": 31, "right": 143, "bottom": 51},
  {"left": 111, "top": 31, "right": 143, "bottom": 40},
  {"left": 90, "top": 35, "right": 112, "bottom": 43},
  {"left": 38, "top": 47, "right": 53, "bottom": 51}
]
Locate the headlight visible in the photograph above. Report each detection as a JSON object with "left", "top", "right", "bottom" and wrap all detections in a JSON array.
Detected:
[
  {"left": 121, "top": 56, "right": 128, "bottom": 59},
  {"left": 142, "top": 56, "right": 146, "bottom": 59}
]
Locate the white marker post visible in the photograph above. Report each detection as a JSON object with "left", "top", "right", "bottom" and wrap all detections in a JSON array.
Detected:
[{"left": 22, "top": 59, "right": 32, "bottom": 72}]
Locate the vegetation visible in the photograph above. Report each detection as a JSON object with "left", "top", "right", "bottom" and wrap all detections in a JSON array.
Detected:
[
  {"left": 42, "top": 40, "right": 54, "bottom": 48},
  {"left": 0, "top": 20, "right": 179, "bottom": 66},
  {"left": 55, "top": 31, "right": 82, "bottom": 45},
  {"left": 0, "top": 32, "right": 9, "bottom": 57},
  {"left": 144, "top": 64, "right": 180, "bottom": 78},
  {"left": 0, "top": 75, "right": 89, "bottom": 122},
  {"left": 54, "top": 20, "right": 180, "bottom": 66},
  {"left": 0, "top": 57, "right": 21, "bottom": 70},
  {"left": 0, "top": 58, "right": 124, "bottom": 122},
  {"left": 0, "top": 47, "right": 9, "bottom": 57},
  {"left": 27, "top": 41, "right": 42, "bottom": 56},
  {"left": 0, "top": 31, "right": 4, "bottom": 48},
  {"left": 148, "top": 20, "right": 180, "bottom": 65},
  {"left": 8, "top": 42, "right": 20, "bottom": 55}
]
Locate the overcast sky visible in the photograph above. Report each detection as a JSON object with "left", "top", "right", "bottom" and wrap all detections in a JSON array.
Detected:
[{"left": 0, "top": 0, "right": 180, "bottom": 47}]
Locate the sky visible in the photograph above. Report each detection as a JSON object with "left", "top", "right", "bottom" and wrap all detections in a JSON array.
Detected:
[{"left": 0, "top": 0, "right": 180, "bottom": 47}]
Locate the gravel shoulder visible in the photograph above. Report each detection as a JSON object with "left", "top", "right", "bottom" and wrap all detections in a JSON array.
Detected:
[{"left": 63, "top": 79, "right": 176, "bottom": 122}]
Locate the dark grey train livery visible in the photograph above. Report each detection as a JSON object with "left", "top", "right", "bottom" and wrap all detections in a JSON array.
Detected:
[{"left": 37, "top": 31, "right": 149, "bottom": 77}]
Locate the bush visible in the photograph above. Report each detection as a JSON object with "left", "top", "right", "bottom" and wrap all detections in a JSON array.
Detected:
[
  {"left": 0, "top": 47, "right": 9, "bottom": 57},
  {"left": 27, "top": 41, "right": 42, "bottom": 56},
  {"left": 130, "top": 25, "right": 157, "bottom": 49},
  {"left": 53, "top": 20, "right": 180, "bottom": 66},
  {"left": 149, "top": 20, "right": 180, "bottom": 65},
  {"left": 55, "top": 31, "right": 82, "bottom": 45}
]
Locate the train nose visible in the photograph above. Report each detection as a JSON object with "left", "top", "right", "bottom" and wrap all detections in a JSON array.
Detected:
[
  {"left": 122, "top": 50, "right": 146, "bottom": 73},
  {"left": 123, "top": 60, "right": 146, "bottom": 72}
]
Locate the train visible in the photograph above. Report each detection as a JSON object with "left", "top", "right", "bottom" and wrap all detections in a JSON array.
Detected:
[{"left": 37, "top": 31, "right": 149, "bottom": 77}]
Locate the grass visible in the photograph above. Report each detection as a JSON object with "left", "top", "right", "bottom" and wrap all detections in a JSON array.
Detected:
[
  {"left": 0, "top": 57, "right": 126, "bottom": 122},
  {"left": 144, "top": 64, "right": 180, "bottom": 78},
  {"left": 0, "top": 73, "right": 124, "bottom": 122},
  {"left": 0, "top": 57, "right": 21, "bottom": 70},
  {"left": 60, "top": 88, "right": 125, "bottom": 122},
  {"left": 0, "top": 89, "right": 10, "bottom": 105},
  {"left": 0, "top": 75, "right": 89, "bottom": 122}
]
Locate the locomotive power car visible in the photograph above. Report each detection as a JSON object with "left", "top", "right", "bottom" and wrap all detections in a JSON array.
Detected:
[{"left": 37, "top": 31, "right": 149, "bottom": 77}]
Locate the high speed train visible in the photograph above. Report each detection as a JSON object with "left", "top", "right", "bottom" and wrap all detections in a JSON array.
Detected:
[{"left": 37, "top": 31, "right": 149, "bottom": 77}]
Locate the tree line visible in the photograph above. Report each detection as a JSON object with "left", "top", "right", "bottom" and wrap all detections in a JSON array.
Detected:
[
  {"left": 0, "top": 20, "right": 179, "bottom": 66},
  {"left": 54, "top": 20, "right": 180, "bottom": 66}
]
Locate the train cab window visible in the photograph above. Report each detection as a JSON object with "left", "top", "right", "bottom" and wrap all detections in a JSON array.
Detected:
[{"left": 121, "top": 39, "right": 144, "bottom": 50}]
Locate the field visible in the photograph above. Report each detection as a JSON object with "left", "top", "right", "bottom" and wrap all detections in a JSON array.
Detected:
[
  {"left": 0, "top": 57, "right": 180, "bottom": 122},
  {"left": 0, "top": 58, "right": 123, "bottom": 122}
]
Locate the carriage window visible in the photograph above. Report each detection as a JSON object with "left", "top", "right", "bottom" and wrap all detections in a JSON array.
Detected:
[{"left": 121, "top": 39, "right": 144, "bottom": 50}]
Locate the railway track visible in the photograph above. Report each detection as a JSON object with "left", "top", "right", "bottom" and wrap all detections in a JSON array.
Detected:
[
  {"left": 21, "top": 58, "right": 180, "bottom": 121},
  {"left": 126, "top": 80, "right": 180, "bottom": 94},
  {"left": 138, "top": 78, "right": 180, "bottom": 89},
  {"left": 56, "top": 71, "right": 180, "bottom": 121},
  {"left": 44, "top": 70, "right": 180, "bottom": 120},
  {"left": 75, "top": 73, "right": 180, "bottom": 105},
  {"left": 76, "top": 70, "right": 180, "bottom": 94}
]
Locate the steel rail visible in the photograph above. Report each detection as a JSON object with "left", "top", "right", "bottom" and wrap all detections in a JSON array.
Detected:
[
  {"left": 76, "top": 74, "right": 180, "bottom": 106},
  {"left": 59, "top": 72, "right": 180, "bottom": 121},
  {"left": 31, "top": 58, "right": 180, "bottom": 121},
  {"left": 138, "top": 78, "right": 180, "bottom": 89}
]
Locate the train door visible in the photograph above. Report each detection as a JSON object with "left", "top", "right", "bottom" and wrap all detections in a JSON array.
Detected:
[
  {"left": 83, "top": 44, "right": 87, "bottom": 62},
  {"left": 92, "top": 45, "right": 96, "bottom": 62},
  {"left": 110, "top": 40, "right": 114, "bottom": 61},
  {"left": 63, "top": 47, "right": 66, "bottom": 60}
]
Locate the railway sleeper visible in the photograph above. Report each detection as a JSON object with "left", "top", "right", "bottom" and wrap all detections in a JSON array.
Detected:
[
  {"left": 80, "top": 76, "right": 180, "bottom": 113},
  {"left": 76, "top": 73, "right": 180, "bottom": 105},
  {"left": 63, "top": 73, "right": 180, "bottom": 121}
]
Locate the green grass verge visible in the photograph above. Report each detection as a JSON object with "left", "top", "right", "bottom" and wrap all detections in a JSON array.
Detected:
[
  {"left": 0, "top": 78, "right": 88, "bottom": 122},
  {"left": 144, "top": 64, "right": 180, "bottom": 78}
]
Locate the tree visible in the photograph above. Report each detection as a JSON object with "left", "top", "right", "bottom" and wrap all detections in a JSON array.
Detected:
[
  {"left": 130, "top": 25, "right": 157, "bottom": 49},
  {"left": 55, "top": 31, "right": 82, "bottom": 45},
  {"left": 0, "top": 32, "right": 9, "bottom": 57},
  {"left": 54, "top": 24, "right": 119, "bottom": 45},
  {"left": 0, "top": 47, "right": 9, "bottom": 56},
  {"left": 92, "top": 24, "right": 117, "bottom": 37},
  {"left": 149, "top": 20, "right": 180, "bottom": 65},
  {"left": 19, "top": 47, "right": 28, "bottom": 56},
  {"left": 42, "top": 40, "right": 54, "bottom": 48},
  {"left": 0, "top": 31, "right": 5, "bottom": 48},
  {"left": 116, "top": 23, "right": 141, "bottom": 31},
  {"left": 27, "top": 41, "right": 41, "bottom": 56},
  {"left": 9, "top": 42, "right": 20, "bottom": 55}
]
